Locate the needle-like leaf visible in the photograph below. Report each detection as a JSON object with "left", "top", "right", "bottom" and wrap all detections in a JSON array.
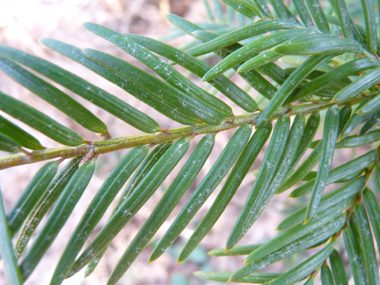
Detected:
[
  {"left": 7, "top": 161, "right": 59, "bottom": 235},
  {"left": 202, "top": 29, "right": 308, "bottom": 81},
  {"left": 238, "top": 51, "right": 283, "bottom": 73},
  {"left": 321, "top": 263, "right": 334, "bottom": 285},
  {"left": 213, "top": 0, "right": 224, "bottom": 22},
  {"left": 166, "top": 16, "right": 279, "bottom": 99},
  {"left": 333, "top": 66, "right": 380, "bottom": 102},
  {"left": 178, "top": 123, "right": 271, "bottom": 262},
  {"left": 290, "top": 150, "right": 376, "bottom": 197},
  {"left": 251, "top": 0, "right": 272, "bottom": 17},
  {"left": 338, "top": 105, "right": 352, "bottom": 136},
  {"left": 126, "top": 34, "right": 257, "bottom": 112},
  {"left": 260, "top": 114, "right": 304, "bottom": 190},
  {"left": 329, "top": 249, "right": 349, "bottom": 285},
  {"left": 274, "top": 38, "right": 362, "bottom": 55},
  {"left": 341, "top": 98, "right": 372, "bottom": 137},
  {"left": 268, "top": 0, "right": 298, "bottom": 23},
  {"left": 343, "top": 225, "right": 367, "bottom": 284},
  {"left": 351, "top": 203, "right": 380, "bottom": 284},
  {"left": 305, "top": 106, "right": 339, "bottom": 223},
  {"left": 255, "top": 55, "right": 333, "bottom": 128},
  {"left": 363, "top": 189, "right": 380, "bottom": 255},
  {"left": 245, "top": 204, "right": 343, "bottom": 266},
  {"left": 0, "top": 133, "right": 21, "bottom": 153},
  {"left": 0, "top": 91, "right": 84, "bottom": 146},
  {"left": 85, "top": 143, "right": 172, "bottom": 277},
  {"left": 357, "top": 93, "right": 380, "bottom": 114},
  {"left": 293, "top": 0, "right": 314, "bottom": 28},
  {"left": 258, "top": 242, "right": 334, "bottom": 285},
  {"left": 227, "top": 116, "right": 290, "bottom": 250},
  {"left": 50, "top": 146, "right": 148, "bottom": 285},
  {"left": 335, "top": 130, "right": 380, "bottom": 148},
  {"left": 21, "top": 160, "right": 95, "bottom": 280},
  {"left": 305, "top": 0, "right": 330, "bottom": 33},
  {"left": 290, "top": 112, "right": 320, "bottom": 169},
  {"left": 0, "top": 114, "right": 43, "bottom": 150},
  {"left": 231, "top": 214, "right": 345, "bottom": 281},
  {"left": 191, "top": 29, "right": 278, "bottom": 99},
  {"left": 277, "top": 142, "right": 322, "bottom": 194},
  {"left": 203, "top": 0, "right": 215, "bottom": 20},
  {"left": 359, "top": 112, "right": 380, "bottom": 135},
  {"left": 278, "top": 176, "right": 364, "bottom": 230},
  {"left": 333, "top": 0, "right": 355, "bottom": 39},
  {"left": 41, "top": 39, "right": 198, "bottom": 125},
  {"left": 360, "top": 0, "right": 378, "bottom": 53},
  {"left": 222, "top": 0, "right": 260, "bottom": 18},
  {"left": 0, "top": 189, "right": 23, "bottom": 285},
  {"left": 303, "top": 276, "right": 315, "bottom": 285},
  {"left": 183, "top": 18, "right": 296, "bottom": 57},
  {"left": 107, "top": 134, "right": 215, "bottom": 285},
  {"left": 229, "top": 116, "right": 305, "bottom": 251},
  {"left": 84, "top": 23, "right": 232, "bottom": 118},
  {"left": 0, "top": 54, "right": 107, "bottom": 134},
  {"left": 69, "top": 139, "right": 190, "bottom": 276},
  {"left": 293, "top": 58, "right": 379, "bottom": 101},
  {"left": 14, "top": 157, "right": 82, "bottom": 259},
  {"left": 0, "top": 46, "right": 160, "bottom": 133},
  {"left": 195, "top": 271, "right": 281, "bottom": 283},
  {"left": 208, "top": 244, "right": 263, "bottom": 257},
  {"left": 150, "top": 125, "right": 252, "bottom": 262},
  {"left": 238, "top": 32, "right": 334, "bottom": 74},
  {"left": 84, "top": 49, "right": 225, "bottom": 125}
]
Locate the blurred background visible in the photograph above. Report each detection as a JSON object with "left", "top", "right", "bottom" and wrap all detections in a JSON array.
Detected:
[{"left": 0, "top": 0, "right": 371, "bottom": 284}]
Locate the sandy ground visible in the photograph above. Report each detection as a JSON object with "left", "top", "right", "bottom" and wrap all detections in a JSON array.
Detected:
[{"left": 0, "top": 1, "right": 368, "bottom": 284}]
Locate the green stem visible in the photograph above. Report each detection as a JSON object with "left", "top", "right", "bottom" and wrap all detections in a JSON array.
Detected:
[{"left": 0, "top": 97, "right": 366, "bottom": 170}]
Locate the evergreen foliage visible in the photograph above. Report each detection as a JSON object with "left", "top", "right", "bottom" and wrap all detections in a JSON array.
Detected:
[{"left": 1, "top": 0, "right": 380, "bottom": 284}]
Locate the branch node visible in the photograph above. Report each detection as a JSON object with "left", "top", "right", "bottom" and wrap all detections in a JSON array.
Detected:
[
  {"left": 81, "top": 148, "right": 96, "bottom": 166},
  {"left": 97, "top": 132, "right": 112, "bottom": 141},
  {"left": 21, "top": 149, "right": 33, "bottom": 157}
]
